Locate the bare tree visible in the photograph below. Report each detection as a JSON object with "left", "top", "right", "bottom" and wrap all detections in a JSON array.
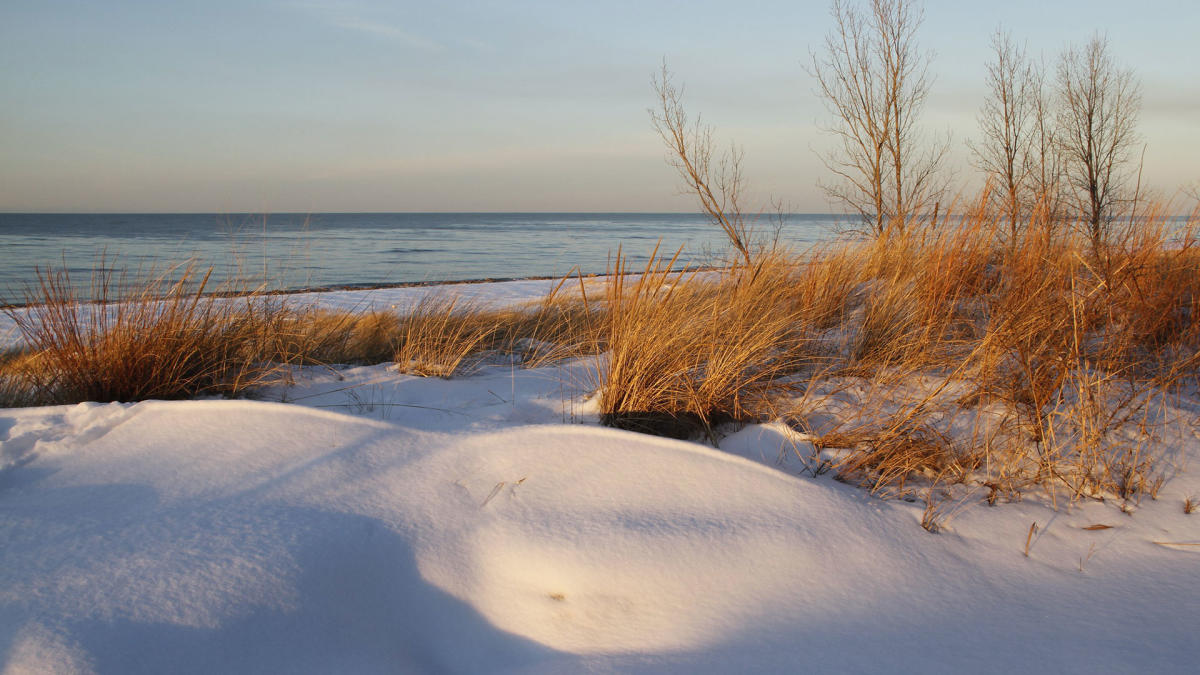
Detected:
[
  {"left": 650, "top": 63, "right": 753, "bottom": 267},
  {"left": 969, "top": 29, "right": 1036, "bottom": 239},
  {"left": 809, "top": 0, "right": 948, "bottom": 236},
  {"left": 1027, "top": 57, "right": 1065, "bottom": 225},
  {"left": 876, "top": 0, "right": 948, "bottom": 230},
  {"left": 1056, "top": 34, "right": 1142, "bottom": 247}
]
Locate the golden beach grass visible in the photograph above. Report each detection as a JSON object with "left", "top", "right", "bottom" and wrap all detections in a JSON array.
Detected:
[{"left": 5, "top": 199, "right": 1198, "bottom": 503}]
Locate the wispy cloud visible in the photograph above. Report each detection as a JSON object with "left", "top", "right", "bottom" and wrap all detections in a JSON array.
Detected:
[
  {"left": 331, "top": 18, "right": 443, "bottom": 51},
  {"left": 286, "top": 1, "right": 445, "bottom": 52}
]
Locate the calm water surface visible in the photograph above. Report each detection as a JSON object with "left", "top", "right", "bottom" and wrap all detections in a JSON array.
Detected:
[{"left": 0, "top": 213, "right": 848, "bottom": 300}]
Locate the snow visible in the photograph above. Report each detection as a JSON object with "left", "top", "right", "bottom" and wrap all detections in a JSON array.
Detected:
[
  {"left": 0, "top": 277, "right": 578, "bottom": 350},
  {"left": 2, "top": 282, "right": 1200, "bottom": 673}
]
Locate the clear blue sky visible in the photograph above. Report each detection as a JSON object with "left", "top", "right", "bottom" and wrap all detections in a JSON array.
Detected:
[{"left": 1, "top": 0, "right": 1197, "bottom": 212}]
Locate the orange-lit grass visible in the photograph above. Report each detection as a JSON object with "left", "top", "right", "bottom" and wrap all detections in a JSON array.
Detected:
[
  {"left": 7, "top": 265, "right": 299, "bottom": 404},
  {"left": 798, "top": 202, "right": 1200, "bottom": 503},
  {"left": 598, "top": 247, "right": 809, "bottom": 438},
  {"left": 5, "top": 200, "right": 1198, "bottom": 509}
]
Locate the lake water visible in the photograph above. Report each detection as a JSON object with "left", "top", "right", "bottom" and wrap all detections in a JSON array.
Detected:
[{"left": 0, "top": 213, "right": 847, "bottom": 300}]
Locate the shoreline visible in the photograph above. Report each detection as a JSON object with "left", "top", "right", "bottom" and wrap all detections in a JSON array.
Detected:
[
  {"left": 0, "top": 266, "right": 730, "bottom": 311},
  {"left": 0, "top": 273, "right": 597, "bottom": 311}
]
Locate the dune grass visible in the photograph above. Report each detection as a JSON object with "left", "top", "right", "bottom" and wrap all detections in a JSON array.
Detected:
[
  {"left": 589, "top": 199, "right": 1199, "bottom": 506},
  {"left": 0, "top": 348, "right": 45, "bottom": 408},
  {"left": 4, "top": 201, "right": 1198, "bottom": 508},
  {"left": 5, "top": 265, "right": 303, "bottom": 404},
  {"left": 388, "top": 281, "right": 605, "bottom": 376},
  {"left": 797, "top": 206, "right": 1199, "bottom": 503},
  {"left": 291, "top": 278, "right": 603, "bottom": 376},
  {"left": 597, "top": 246, "right": 810, "bottom": 438},
  {"left": 297, "top": 309, "right": 404, "bottom": 366}
]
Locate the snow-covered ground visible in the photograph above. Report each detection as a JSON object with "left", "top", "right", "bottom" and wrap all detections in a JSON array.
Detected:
[{"left": 2, "top": 282, "right": 1199, "bottom": 673}]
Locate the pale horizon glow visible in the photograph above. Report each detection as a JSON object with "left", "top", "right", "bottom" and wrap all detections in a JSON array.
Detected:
[{"left": 1, "top": 0, "right": 1197, "bottom": 213}]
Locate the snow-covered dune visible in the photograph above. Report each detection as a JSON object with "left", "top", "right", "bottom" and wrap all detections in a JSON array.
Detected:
[{"left": 2, "top": 396, "right": 1196, "bottom": 673}]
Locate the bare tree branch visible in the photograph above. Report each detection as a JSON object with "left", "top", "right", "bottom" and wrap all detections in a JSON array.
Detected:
[
  {"left": 1027, "top": 55, "right": 1066, "bottom": 226},
  {"left": 650, "top": 62, "right": 753, "bottom": 267}
]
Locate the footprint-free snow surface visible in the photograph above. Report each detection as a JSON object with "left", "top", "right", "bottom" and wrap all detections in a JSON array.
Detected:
[{"left": 2, "top": 387, "right": 1197, "bottom": 674}]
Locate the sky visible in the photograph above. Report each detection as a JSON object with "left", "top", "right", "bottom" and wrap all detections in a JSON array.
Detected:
[{"left": 1, "top": 0, "right": 1197, "bottom": 213}]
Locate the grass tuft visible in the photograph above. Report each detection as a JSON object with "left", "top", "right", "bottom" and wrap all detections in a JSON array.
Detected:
[
  {"left": 390, "top": 294, "right": 500, "bottom": 377},
  {"left": 6, "top": 265, "right": 299, "bottom": 404},
  {"left": 597, "top": 247, "right": 808, "bottom": 439}
]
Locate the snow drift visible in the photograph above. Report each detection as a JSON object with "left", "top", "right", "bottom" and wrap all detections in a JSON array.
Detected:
[{"left": 2, "top": 395, "right": 1197, "bottom": 673}]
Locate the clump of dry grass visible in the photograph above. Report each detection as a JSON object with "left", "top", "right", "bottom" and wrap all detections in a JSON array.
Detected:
[
  {"left": 846, "top": 207, "right": 994, "bottom": 370},
  {"left": 5, "top": 265, "right": 299, "bottom": 404},
  {"left": 959, "top": 211, "right": 1200, "bottom": 502},
  {"left": 0, "top": 348, "right": 45, "bottom": 407},
  {"left": 597, "top": 248, "right": 808, "bottom": 439},
  {"left": 818, "top": 419, "right": 979, "bottom": 495},
  {"left": 847, "top": 275, "right": 924, "bottom": 369},
  {"left": 388, "top": 282, "right": 603, "bottom": 377},
  {"left": 757, "top": 198, "right": 1200, "bottom": 508},
  {"left": 299, "top": 309, "right": 403, "bottom": 365},
  {"left": 787, "top": 244, "right": 863, "bottom": 330},
  {"left": 390, "top": 294, "right": 501, "bottom": 377},
  {"left": 490, "top": 275, "right": 605, "bottom": 366}
]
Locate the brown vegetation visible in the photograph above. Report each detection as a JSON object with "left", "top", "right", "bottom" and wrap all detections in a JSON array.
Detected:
[
  {"left": 597, "top": 246, "right": 808, "bottom": 439},
  {"left": 3, "top": 201, "right": 1196, "bottom": 512},
  {"left": 2, "top": 267, "right": 604, "bottom": 404},
  {"left": 593, "top": 198, "right": 1198, "bottom": 508},
  {"left": 6, "top": 266, "right": 299, "bottom": 404}
]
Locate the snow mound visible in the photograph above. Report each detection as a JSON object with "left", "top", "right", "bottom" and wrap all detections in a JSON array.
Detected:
[{"left": 2, "top": 399, "right": 1197, "bottom": 673}]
